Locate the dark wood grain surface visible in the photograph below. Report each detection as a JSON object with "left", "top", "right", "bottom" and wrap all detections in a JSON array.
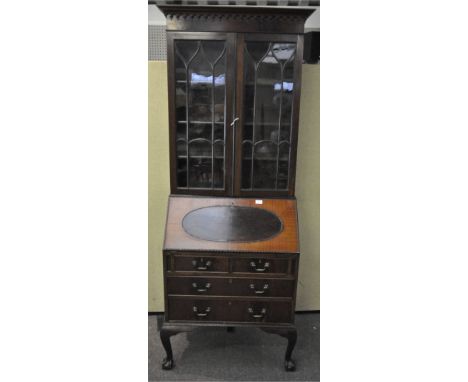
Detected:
[
  {"left": 166, "top": 276, "right": 295, "bottom": 297},
  {"left": 153, "top": 4, "right": 311, "bottom": 370},
  {"left": 167, "top": 297, "right": 293, "bottom": 324},
  {"left": 163, "top": 196, "right": 299, "bottom": 253},
  {"left": 165, "top": 16, "right": 307, "bottom": 197},
  {"left": 157, "top": 5, "right": 314, "bottom": 34}
]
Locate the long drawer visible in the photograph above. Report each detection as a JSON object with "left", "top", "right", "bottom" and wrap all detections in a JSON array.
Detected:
[
  {"left": 166, "top": 276, "right": 295, "bottom": 297},
  {"left": 167, "top": 297, "right": 293, "bottom": 324}
]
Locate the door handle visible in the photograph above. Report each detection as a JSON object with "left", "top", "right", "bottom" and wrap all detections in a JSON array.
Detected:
[{"left": 230, "top": 117, "right": 240, "bottom": 127}]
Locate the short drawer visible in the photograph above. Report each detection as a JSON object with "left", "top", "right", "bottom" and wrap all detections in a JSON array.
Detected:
[
  {"left": 166, "top": 276, "right": 295, "bottom": 298},
  {"left": 232, "top": 257, "right": 290, "bottom": 275},
  {"left": 230, "top": 278, "right": 294, "bottom": 297},
  {"left": 172, "top": 255, "right": 228, "bottom": 273},
  {"left": 167, "top": 277, "right": 229, "bottom": 296},
  {"left": 167, "top": 298, "right": 293, "bottom": 324}
]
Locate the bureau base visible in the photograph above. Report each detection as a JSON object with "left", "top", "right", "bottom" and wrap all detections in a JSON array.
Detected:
[
  {"left": 162, "top": 197, "right": 301, "bottom": 372},
  {"left": 160, "top": 322, "right": 298, "bottom": 372}
]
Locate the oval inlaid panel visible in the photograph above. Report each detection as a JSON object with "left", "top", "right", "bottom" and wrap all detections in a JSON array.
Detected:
[{"left": 182, "top": 206, "right": 283, "bottom": 242}]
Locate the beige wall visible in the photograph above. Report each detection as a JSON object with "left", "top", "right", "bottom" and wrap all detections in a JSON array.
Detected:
[
  {"left": 148, "top": 61, "right": 319, "bottom": 312},
  {"left": 295, "top": 64, "right": 320, "bottom": 310},
  {"left": 148, "top": 62, "right": 170, "bottom": 312}
]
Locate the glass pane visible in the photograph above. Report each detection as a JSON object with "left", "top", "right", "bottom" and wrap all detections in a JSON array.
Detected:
[
  {"left": 176, "top": 139, "right": 187, "bottom": 156},
  {"left": 189, "top": 47, "right": 212, "bottom": 124},
  {"left": 214, "top": 54, "right": 226, "bottom": 126},
  {"left": 246, "top": 42, "right": 270, "bottom": 63},
  {"left": 175, "top": 100, "right": 186, "bottom": 123},
  {"left": 253, "top": 142, "right": 277, "bottom": 189},
  {"left": 176, "top": 41, "right": 199, "bottom": 65},
  {"left": 188, "top": 122, "right": 211, "bottom": 140},
  {"left": 174, "top": 50, "right": 187, "bottom": 82},
  {"left": 189, "top": 158, "right": 212, "bottom": 188},
  {"left": 242, "top": 142, "right": 252, "bottom": 189},
  {"left": 213, "top": 158, "right": 224, "bottom": 189},
  {"left": 254, "top": 53, "right": 281, "bottom": 143},
  {"left": 277, "top": 142, "right": 290, "bottom": 190},
  {"left": 241, "top": 41, "right": 296, "bottom": 191},
  {"left": 255, "top": 141, "right": 277, "bottom": 160},
  {"left": 189, "top": 140, "right": 211, "bottom": 158},
  {"left": 177, "top": 158, "right": 187, "bottom": 188},
  {"left": 253, "top": 159, "right": 276, "bottom": 189},
  {"left": 174, "top": 40, "right": 226, "bottom": 190},
  {"left": 176, "top": 121, "right": 186, "bottom": 140},
  {"left": 280, "top": 57, "right": 295, "bottom": 142},
  {"left": 213, "top": 141, "right": 224, "bottom": 158}
]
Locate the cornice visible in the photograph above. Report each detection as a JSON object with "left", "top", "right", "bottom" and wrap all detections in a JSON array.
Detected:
[{"left": 156, "top": 5, "right": 315, "bottom": 34}]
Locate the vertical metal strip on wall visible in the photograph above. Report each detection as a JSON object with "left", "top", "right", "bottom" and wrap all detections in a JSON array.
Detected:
[{"left": 149, "top": 25, "right": 167, "bottom": 60}]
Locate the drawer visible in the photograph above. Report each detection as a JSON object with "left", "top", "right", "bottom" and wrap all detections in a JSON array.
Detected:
[
  {"left": 230, "top": 278, "right": 294, "bottom": 297},
  {"left": 167, "top": 277, "right": 229, "bottom": 296},
  {"left": 167, "top": 298, "right": 230, "bottom": 322},
  {"left": 167, "top": 297, "right": 293, "bottom": 324},
  {"left": 167, "top": 276, "right": 295, "bottom": 298},
  {"left": 172, "top": 255, "right": 228, "bottom": 273},
  {"left": 232, "top": 257, "right": 290, "bottom": 275},
  {"left": 228, "top": 300, "right": 293, "bottom": 324}
]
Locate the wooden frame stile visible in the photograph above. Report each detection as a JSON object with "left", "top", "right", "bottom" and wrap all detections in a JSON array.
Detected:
[
  {"left": 166, "top": 31, "right": 177, "bottom": 195},
  {"left": 226, "top": 33, "right": 237, "bottom": 196},
  {"left": 291, "top": 197, "right": 301, "bottom": 323},
  {"left": 162, "top": 196, "right": 173, "bottom": 324},
  {"left": 288, "top": 34, "right": 305, "bottom": 197},
  {"left": 166, "top": 31, "right": 236, "bottom": 196},
  {"left": 162, "top": 252, "right": 169, "bottom": 323},
  {"left": 233, "top": 33, "right": 244, "bottom": 196}
]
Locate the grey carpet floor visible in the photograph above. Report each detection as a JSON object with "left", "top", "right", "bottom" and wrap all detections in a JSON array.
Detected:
[{"left": 149, "top": 313, "right": 320, "bottom": 381}]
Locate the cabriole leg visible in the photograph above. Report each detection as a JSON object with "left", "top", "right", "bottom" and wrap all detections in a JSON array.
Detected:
[
  {"left": 159, "top": 324, "right": 192, "bottom": 370},
  {"left": 261, "top": 327, "right": 298, "bottom": 371},
  {"left": 284, "top": 328, "right": 297, "bottom": 371},
  {"left": 160, "top": 328, "right": 174, "bottom": 370}
]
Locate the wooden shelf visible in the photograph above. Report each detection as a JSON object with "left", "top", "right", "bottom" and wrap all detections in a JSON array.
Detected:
[
  {"left": 177, "top": 121, "right": 224, "bottom": 125},
  {"left": 242, "top": 157, "right": 289, "bottom": 161},
  {"left": 243, "top": 122, "right": 290, "bottom": 127},
  {"left": 177, "top": 155, "right": 224, "bottom": 159}
]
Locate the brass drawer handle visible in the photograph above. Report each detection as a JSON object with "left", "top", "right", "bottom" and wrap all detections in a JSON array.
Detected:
[
  {"left": 192, "top": 258, "right": 212, "bottom": 271},
  {"left": 249, "top": 283, "right": 269, "bottom": 295},
  {"left": 192, "top": 282, "right": 211, "bottom": 293},
  {"left": 250, "top": 260, "right": 270, "bottom": 272},
  {"left": 193, "top": 306, "right": 211, "bottom": 317},
  {"left": 248, "top": 307, "right": 267, "bottom": 319}
]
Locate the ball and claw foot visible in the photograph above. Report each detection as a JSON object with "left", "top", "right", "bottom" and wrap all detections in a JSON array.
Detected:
[
  {"left": 162, "top": 357, "right": 174, "bottom": 370},
  {"left": 285, "top": 359, "right": 296, "bottom": 372}
]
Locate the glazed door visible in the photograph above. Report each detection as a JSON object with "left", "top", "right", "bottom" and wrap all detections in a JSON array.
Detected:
[
  {"left": 167, "top": 32, "right": 236, "bottom": 195},
  {"left": 234, "top": 34, "right": 303, "bottom": 197}
]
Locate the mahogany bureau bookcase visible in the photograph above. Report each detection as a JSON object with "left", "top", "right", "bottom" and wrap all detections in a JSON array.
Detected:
[{"left": 151, "top": 3, "right": 315, "bottom": 372}]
